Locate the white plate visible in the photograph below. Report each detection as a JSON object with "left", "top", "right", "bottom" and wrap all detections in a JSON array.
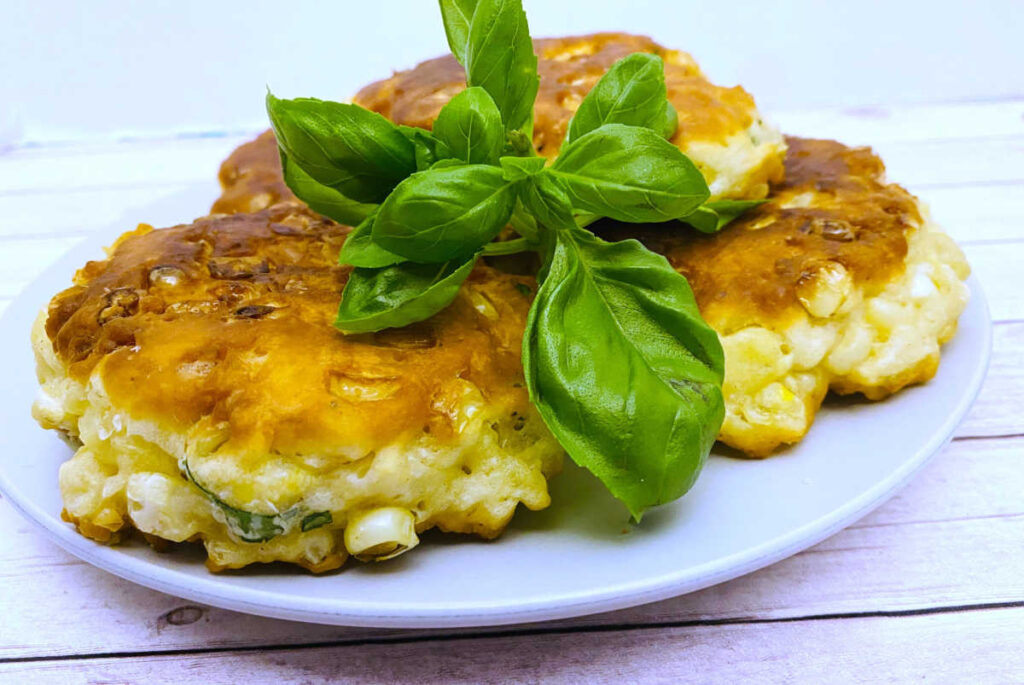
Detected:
[{"left": 0, "top": 186, "right": 992, "bottom": 628}]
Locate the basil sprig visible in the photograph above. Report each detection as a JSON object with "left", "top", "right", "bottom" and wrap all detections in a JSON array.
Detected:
[{"left": 263, "top": 0, "right": 763, "bottom": 520}]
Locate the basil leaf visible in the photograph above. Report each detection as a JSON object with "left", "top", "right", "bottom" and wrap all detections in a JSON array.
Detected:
[
  {"left": 372, "top": 164, "right": 517, "bottom": 263},
  {"left": 182, "top": 458, "right": 329, "bottom": 543},
  {"left": 279, "top": 150, "right": 376, "bottom": 227},
  {"left": 338, "top": 213, "right": 407, "bottom": 268},
  {"left": 679, "top": 199, "right": 767, "bottom": 233},
  {"left": 434, "top": 87, "right": 504, "bottom": 165},
  {"left": 336, "top": 256, "right": 477, "bottom": 333},
  {"left": 550, "top": 123, "right": 709, "bottom": 223},
  {"left": 300, "top": 511, "right": 333, "bottom": 532},
  {"left": 499, "top": 155, "right": 546, "bottom": 182},
  {"left": 266, "top": 93, "right": 416, "bottom": 204},
  {"left": 398, "top": 125, "right": 452, "bottom": 171},
  {"left": 439, "top": 0, "right": 477, "bottom": 64},
  {"left": 520, "top": 172, "right": 576, "bottom": 231},
  {"left": 661, "top": 101, "right": 679, "bottom": 140},
  {"left": 219, "top": 506, "right": 292, "bottom": 543},
  {"left": 564, "top": 53, "right": 670, "bottom": 145},
  {"left": 463, "top": 0, "right": 539, "bottom": 134},
  {"left": 523, "top": 226, "right": 725, "bottom": 519},
  {"left": 431, "top": 158, "right": 469, "bottom": 170}
]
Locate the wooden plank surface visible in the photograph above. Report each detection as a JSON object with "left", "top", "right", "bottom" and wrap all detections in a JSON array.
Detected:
[
  {"left": 0, "top": 98, "right": 1021, "bottom": 682},
  {"left": 2, "top": 607, "right": 1021, "bottom": 684}
]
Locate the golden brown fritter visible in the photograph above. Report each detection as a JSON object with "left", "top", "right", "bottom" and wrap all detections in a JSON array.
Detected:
[
  {"left": 600, "top": 138, "right": 969, "bottom": 454},
  {"left": 211, "top": 130, "right": 295, "bottom": 215},
  {"left": 34, "top": 203, "right": 562, "bottom": 570},
  {"left": 354, "top": 33, "right": 784, "bottom": 199},
  {"left": 217, "top": 32, "right": 785, "bottom": 208},
  {"left": 609, "top": 138, "right": 917, "bottom": 332}
]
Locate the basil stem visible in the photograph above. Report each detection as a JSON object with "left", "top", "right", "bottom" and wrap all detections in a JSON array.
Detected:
[{"left": 481, "top": 237, "right": 535, "bottom": 256}]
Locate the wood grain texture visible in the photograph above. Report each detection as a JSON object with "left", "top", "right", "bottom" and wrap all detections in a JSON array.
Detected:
[
  {"left": 0, "top": 99, "right": 1020, "bottom": 682},
  {"left": 959, "top": 322, "right": 1024, "bottom": 438},
  {"left": 2, "top": 607, "right": 1021, "bottom": 684}
]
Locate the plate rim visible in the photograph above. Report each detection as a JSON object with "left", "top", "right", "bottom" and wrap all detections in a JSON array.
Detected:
[{"left": 0, "top": 201, "right": 993, "bottom": 628}]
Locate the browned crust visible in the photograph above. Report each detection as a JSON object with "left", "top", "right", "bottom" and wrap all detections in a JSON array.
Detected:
[
  {"left": 211, "top": 130, "right": 295, "bottom": 215},
  {"left": 355, "top": 32, "right": 764, "bottom": 159},
  {"left": 45, "top": 202, "right": 538, "bottom": 461},
  {"left": 598, "top": 137, "right": 917, "bottom": 332},
  {"left": 208, "top": 133, "right": 919, "bottom": 358},
  {"left": 213, "top": 33, "right": 781, "bottom": 217}
]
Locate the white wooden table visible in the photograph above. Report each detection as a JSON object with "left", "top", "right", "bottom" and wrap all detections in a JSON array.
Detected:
[{"left": 0, "top": 100, "right": 1021, "bottom": 684}]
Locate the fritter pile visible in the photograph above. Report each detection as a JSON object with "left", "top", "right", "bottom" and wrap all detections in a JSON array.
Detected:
[{"left": 32, "top": 33, "right": 969, "bottom": 570}]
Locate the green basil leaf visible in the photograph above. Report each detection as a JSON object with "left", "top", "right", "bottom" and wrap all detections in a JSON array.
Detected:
[
  {"left": 680, "top": 199, "right": 767, "bottom": 233},
  {"left": 431, "top": 158, "right": 469, "bottom": 170},
  {"left": 439, "top": 0, "right": 478, "bottom": 64},
  {"left": 550, "top": 123, "right": 709, "bottom": 223},
  {"left": 398, "top": 125, "right": 452, "bottom": 171},
  {"left": 463, "top": 0, "right": 539, "bottom": 134},
  {"left": 266, "top": 93, "right": 416, "bottom": 204},
  {"left": 336, "top": 256, "right": 478, "bottom": 333},
  {"left": 499, "top": 155, "right": 546, "bottom": 182},
  {"left": 520, "top": 172, "right": 576, "bottom": 230},
  {"left": 523, "top": 226, "right": 725, "bottom": 519},
  {"left": 279, "top": 150, "right": 376, "bottom": 227},
  {"left": 661, "top": 101, "right": 679, "bottom": 140},
  {"left": 372, "top": 164, "right": 517, "bottom": 263},
  {"left": 182, "top": 458, "right": 328, "bottom": 543},
  {"left": 300, "top": 511, "right": 333, "bottom": 532},
  {"left": 338, "top": 213, "right": 407, "bottom": 268},
  {"left": 564, "top": 53, "right": 670, "bottom": 145},
  {"left": 433, "top": 87, "right": 504, "bottom": 165}
]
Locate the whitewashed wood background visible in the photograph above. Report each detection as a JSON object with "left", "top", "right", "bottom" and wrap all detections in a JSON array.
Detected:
[{"left": 0, "top": 100, "right": 1021, "bottom": 683}]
